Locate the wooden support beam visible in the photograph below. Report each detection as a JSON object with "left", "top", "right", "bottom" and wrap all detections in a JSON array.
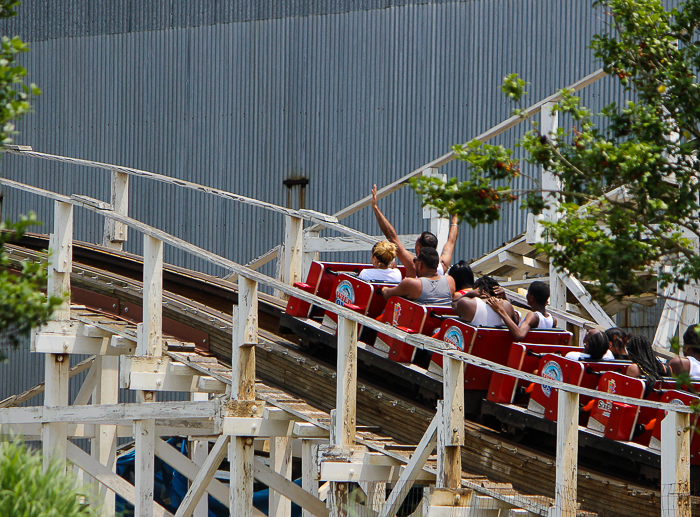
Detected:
[
  {"left": 190, "top": 393, "right": 209, "bottom": 517},
  {"left": 661, "top": 410, "right": 691, "bottom": 517},
  {"left": 230, "top": 437, "right": 255, "bottom": 517},
  {"left": 66, "top": 441, "right": 174, "bottom": 517},
  {"left": 557, "top": 272, "right": 615, "bottom": 328},
  {"left": 283, "top": 215, "right": 303, "bottom": 288},
  {"left": 232, "top": 277, "right": 258, "bottom": 401},
  {"left": 301, "top": 439, "right": 322, "bottom": 517},
  {"left": 540, "top": 102, "right": 567, "bottom": 315},
  {"left": 32, "top": 331, "right": 133, "bottom": 356},
  {"left": 254, "top": 457, "right": 329, "bottom": 517},
  {"left": 554, "top": 391, "right": 579, "bottom": 517},
  {"left": 154, "top": 437, "right": 228, "bottom": 509},
  {"left": 93, "top": 356, "right": 119, "bottom": 517},
  {"left": 72, "top": 361, "right": 98, "bottom": 406},
  {"left": 654, "top": 283, "right": 685, "bottom": 350},
  {"left": 378, "top": 414, "right": 438, "bottom": 517},
  {"left": 42, "top": 352, "right": 69, "bottom": 473},
  {"left": 437, "top": 356, "right": 464, "bottom": 489},
  {"left": 48, "top": 200, "right": 72, "bottom": 320},
  {"left": 303, "top": 234, "right": 418, "bottom": 253},
  {"left": 0, "top": 399, "right": 221, "bottom": 424},
  {"left": 174, "top": 435, "right": 230, "bottom": 517},
  {"left": 134, "top": 411, "right": 156, "bottom": 517},
  {"left": 422, "top": 168, "right": 449, "bottom": 255},
  {"left": 336, "top": 316, "right": 358, "bottom": 449},
  {"left": 269, "top": 423, "right": 294, "bottom": 517},
  {"left": 103, "top": 170, "right": 129, "bottom": 249},
  {"left": 140, "top": 235, "right": 163, "bottom": 356}
]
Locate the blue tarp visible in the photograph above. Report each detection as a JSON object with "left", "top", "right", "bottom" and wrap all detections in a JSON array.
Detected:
[{"left": 115, "top": 438, "right": 301, "bottom": 517}]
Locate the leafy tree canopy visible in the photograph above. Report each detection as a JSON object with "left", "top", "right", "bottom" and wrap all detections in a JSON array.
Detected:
[{"left": 412, "top": 0, "right": 700, "bottom": 302}]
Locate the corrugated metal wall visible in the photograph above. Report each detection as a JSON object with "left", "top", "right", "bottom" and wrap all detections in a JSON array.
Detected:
[{"left": 0, "top": 0, "right": 642, "bottom": 400}]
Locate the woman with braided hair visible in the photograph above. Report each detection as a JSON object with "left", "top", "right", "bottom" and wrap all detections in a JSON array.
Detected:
[{"left": 626, "top": 335, "right": 672, "bottom": 395}]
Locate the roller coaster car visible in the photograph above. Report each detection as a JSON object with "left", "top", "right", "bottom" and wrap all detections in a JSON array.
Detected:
[
  {"left": 528, "top": 357, "right": 633, "bottom": 422},
  {"left": 374, "top": 297, "right": 456, "bottom": 365},
  {"left": 648, "top": 390, "right": 700, "bottom": 465},
  {"left": 585, "top": 372, "right": 646, "bottom": 441},
  {"left": 321, "top": 274, "right": 396, "bottom": 332},
  {"left": 488, "top": 342, "right": 583, "bottom": 404},
  {"left": 431, "top": 321, "right": 574, "bottom": 391},
  {"left": 285, "top": 261, "right": 404, "bottom": 318}
]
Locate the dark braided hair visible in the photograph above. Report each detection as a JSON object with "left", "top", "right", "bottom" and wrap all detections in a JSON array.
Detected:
[
  {"left": 627, "top": 335, "right": 667, "bottom": 396},
  {"left": 474, "top": 276, "right": 500, "bottom": 297}
]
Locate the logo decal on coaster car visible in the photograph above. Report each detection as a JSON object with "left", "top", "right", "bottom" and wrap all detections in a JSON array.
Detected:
[
  {"left": 444, "top": 326, "right": 465, "bottom": 351},
  {"left": 335, "top": 280, "right": 355, "bottom": 307},
  {"left": 541, "top": 360, "right": 563, "bottom": 397},
  {"left": 391, "top": 302, "right": 402, "bottom": 326}
]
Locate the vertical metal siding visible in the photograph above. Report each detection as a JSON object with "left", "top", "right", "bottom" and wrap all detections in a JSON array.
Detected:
[{"left": 0, "top": 0, "right": 666, "bottom": 402}]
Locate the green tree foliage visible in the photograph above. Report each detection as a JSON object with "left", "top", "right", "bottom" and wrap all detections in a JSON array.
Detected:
[
  {"left": 412, "top": 0, "right": 700, "bottom": 302},
  {"left": 0, "top": 435, "right": 99, "bottom": 517},
  {"left": 0, "top": 0, "right": 61, "bottom": 362}
]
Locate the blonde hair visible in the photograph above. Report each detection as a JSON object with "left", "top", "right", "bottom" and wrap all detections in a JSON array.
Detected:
[{"left": 372, "top": 241, "right": 397, "bottom": 268}]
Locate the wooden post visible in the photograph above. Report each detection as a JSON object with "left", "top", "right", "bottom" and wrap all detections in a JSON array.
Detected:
[
  {"left": 134, "top": 234, "right": 163, "bottom": 517},
  {"left": 140, "top": 235, "right": 163, "bottom": 357},
  {"left": 280, "top": 215, "right": 303, "bottom": 299},
  {"left": 231, "top": 276, "right": 258, "bottom": 400},
  {"left": 92, "top": 356, "right": 119, "bottom": 516},
  {"left": 554, "top": 390, "right": 579, "bottom": 517},
  {"left": 103, "top": 170, "right": 129, "bottom": 250},
  {"left": 302, "top": 439, "right": 321, "bottom": 517},
  {"left": 191, "top": 393, "right": 209, "bottom": 517},
  {"left": 303, "top": 230, "right": 319, "bottom": 281},
  {"left": 229, "top": 275, "right": 258, "bottom": 517},
  {"left": 437, "top": 357, "right": 464, "bottom": 488},
  {"left": 422, "top": 168, "right": 449, "bottom": 255},
  {"left": 540, "top": 102, "right": 566, "bottom": 315},
  {"left": 270, "top": 430, "right": 293, "bottom": 517},
  {"left": 335, "top": 316, "right": 358, "bottom": 448},
  {"left": 661, "top": 409, "right": 691, "bottom": 517},
  {"left": 42, "top": 200, "right": 73, "bottom": 472},
  {"left": 48, "top": 201, "right": 73, "bottom": 321}
]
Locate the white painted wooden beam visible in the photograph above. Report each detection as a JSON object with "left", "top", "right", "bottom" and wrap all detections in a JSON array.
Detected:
[
  {"left": 0, "top": 399, "right": 221, "bottom": 424},
  {"left": 48, "top": 200, "right": 73, "bottom": 321},
  {"left": 92, "top": 356, "right": 119, "bottom": 517},
  {"left": 379, "top": 414, "right": 438, "bottom": 517},
  {"left": 556, "top": 272, "right": 614, "bottom": 327},
  {"left": 269, "top": 423, "right": 294, "bottom": 517},
  {"left": 103, "top": 170, "right": 129, "bottom": 249},
  {"left": 336, "top": 316, "right": 358, "bottom": 449},
  {"left": 140, "top": 235, "right": 163, "bottom": 357},
  {"left": 32, "top": 332, "right": 133, "bottom": 356},
  {"left": 301, "top": 439, "right": 321, "bottom": 517},
  {"left": 174, "top": 435, "right": 230, "bottom": 517},
  {"left": 254, "top": 457, "right": 329, "bottom": 517},
  {"left": 230, "top": 437, "right": 255, "bottom": 517},
  {"left": 303, "top": 234, "right": 419, "bottom": 253},
  {"left": 66, "top": 441, "right": 174, "bottom": 517},
  {"left": 283, "top": 215, "right": 303, "bottom": 289},
  {"left": 654, "top": 283, "right": 686, "bottom": 350},
  {"left": 661, "top": 410, "right": 691, "bottom": 517},
  {"left": 42, "top": 352, "right": 69, "bottom": 473},
  {"left": 553, "top": 391, "right": 579, "bottom": 517},
  {"left": 232, "top": 277, "right": 258, "bottom": 401}
]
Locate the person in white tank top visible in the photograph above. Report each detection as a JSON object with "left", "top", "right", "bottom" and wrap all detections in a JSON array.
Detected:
[
  {"left": 669, "top": 324, "right": 700, "bottom": 379},
  {"left": 452, "top": 276, "right": 517, "bottom": 326},
  {"left": 486, "top": 280, "right": 558, "bottom": 341}
]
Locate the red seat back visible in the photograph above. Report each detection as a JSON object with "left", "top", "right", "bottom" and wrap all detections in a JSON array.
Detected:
[
  {"left": 586, "top": 372, "right": 645, "bottom": 441},
  {"left": 528, "top": 355, "right": 584, "bottom": 421},
  {"left": 285, "top": 261, "right": 326, "bottom": 317},
  {"left": 649, "top": 390, "right": 700, "bottom": 464}
]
